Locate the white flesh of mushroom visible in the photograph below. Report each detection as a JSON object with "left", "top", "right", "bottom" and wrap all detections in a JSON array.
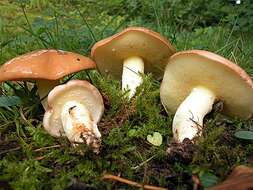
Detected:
[
  {"left": 36, "top": 80, "right": 59, "bottom": 109},
  {"left": 173, "top": 87, "right": 216, "bottom": 143},
  {"left": 122, "top": 56, "right": 144, "bottom": 98},
  {"left": 61, "top": 100, "right": 101, "bottom": 153}
]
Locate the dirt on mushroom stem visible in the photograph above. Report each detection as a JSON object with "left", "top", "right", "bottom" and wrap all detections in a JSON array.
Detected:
[{"left": 79, "top": 131, "right": 101, "bottom": 154}]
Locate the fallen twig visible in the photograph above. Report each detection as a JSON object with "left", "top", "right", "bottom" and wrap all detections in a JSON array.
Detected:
[
  {"left": 192, "top": 174, "right": 200, "bottom": 190},
  {"left": 131, "top": 155, "right": 155, "bottom": 170},
  {"left": 0, "top": 147, "right": 21, "bottom": 155},
  {"left": 102, "top": 173, "right": 168, "bottom": 190},
  {"left": 34, "top": 145, "right": 61, "bottom": 152},
  {"left": 35, "top": 156, "right": 45, "bottom": 161}
]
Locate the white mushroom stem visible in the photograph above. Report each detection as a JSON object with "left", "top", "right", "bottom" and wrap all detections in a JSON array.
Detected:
[
  {"left": 173, "top": 87, "right": 216, "bottom": 143},
  {"left": 122, "top": 56, "right": 144, "bottom": 98},
  {"left": 60, "top": 101, "right": 101, "bottom": 151},
  {"left": 36, "top": 80, "right": 59, "bottom": 109}
]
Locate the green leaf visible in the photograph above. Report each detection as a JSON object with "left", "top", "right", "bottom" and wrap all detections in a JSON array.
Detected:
[
  {"left": 0, "top": 96, "right": 22, "bottom": 107},
  {"left": 234, "top": 131, "right": 253, "bottom": 140},
  {"left": 147, "top": 132, "right": 163, "bottom": 146},
  {"left": 199, "top": 172, "right": 218, "bottom": 189}
]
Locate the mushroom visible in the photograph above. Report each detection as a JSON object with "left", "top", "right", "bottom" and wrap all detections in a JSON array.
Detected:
[
  {"left": 208, "top": 165, "right": 253, "bottom": 190},
  {"left": 0, "top": 49, "right": 96, "bottom": 109},
  {"left": 43, "top": 80, "right": 104, "bottom": 153},
  {"left": 160, "top": 50, "right": 253, "bottom": 143},
  {"left": 91, "top": 27, "right": 176, "bottom": 98}
]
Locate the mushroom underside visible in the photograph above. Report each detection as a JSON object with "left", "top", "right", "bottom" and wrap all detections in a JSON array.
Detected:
[{"left": 43, "top": 80, "right": 104, "bottom": 153}]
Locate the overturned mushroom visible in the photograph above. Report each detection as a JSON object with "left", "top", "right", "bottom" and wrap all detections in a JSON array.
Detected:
[
  {"left": 0, "top": 49, "right": 96, "bottom": 109},
  {"left": 160, "top": 50, "right": 253, "bottom": 143},
  {"left": 43, "top": 80, "right": 104, "bottom": 153},
  {"left": 92, "top": 27, "right": 175, "bottom": 98}
]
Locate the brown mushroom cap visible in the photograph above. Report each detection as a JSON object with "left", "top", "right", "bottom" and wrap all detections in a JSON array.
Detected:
[
  {"left": 43, "top": 80, "right": 104, "bottom": 137},
  {"left": 0, "top": 49, "right": 96, "bottom": 82},
  {"left": 208, "top": 165, "right": 253, "bottom": 190},
  {"left": 91, "top": 27, "right": 176, "bottom": 79},
  {"left": 160, "top": 50, "right": 253, "bottom": 119}
]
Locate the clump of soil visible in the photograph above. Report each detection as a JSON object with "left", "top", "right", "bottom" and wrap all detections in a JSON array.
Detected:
[{"left": 166, "top": 138, "right": 197, "bottom": 164}]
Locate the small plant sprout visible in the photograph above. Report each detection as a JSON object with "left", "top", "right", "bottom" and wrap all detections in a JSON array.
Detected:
[
  {"left": 147, "top": 132, "right": 163, "bottom": 146},
  {"left": 91, "top": 27, "right": 175, "bottom": 99},
  {"left": 0, "top": 49, "right": 96, "bottom": 109},
  {"left": 43, "top": 80, "right": 104, "bottom": 153},
  {"left": 160, "top": 50, "right": 253, "bottom": 143}
]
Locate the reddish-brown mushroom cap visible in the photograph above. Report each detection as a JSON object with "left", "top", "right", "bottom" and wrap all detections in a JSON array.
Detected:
[
  {"left": 160, "top": 50, "right": 253, "bottom": 119},
  {"left": 91, "top": 27, "right": 176, "bottom": 79},
  {"left": 0, "top": 49, "right": 96, "bottom": 82}
]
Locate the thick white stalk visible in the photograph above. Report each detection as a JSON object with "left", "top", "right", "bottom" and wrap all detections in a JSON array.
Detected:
[
  {"left": 173, "top": 87, "right": 216, "bottom": 143},
  {"left": 36, "top": 80, "right": 59, "bottom": 110},
  {"left": 122, "top": 56, "right": 144, "bottom": 98},
  {"left": 61, "top": 101, "right": 101, "bottom": 152}
]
